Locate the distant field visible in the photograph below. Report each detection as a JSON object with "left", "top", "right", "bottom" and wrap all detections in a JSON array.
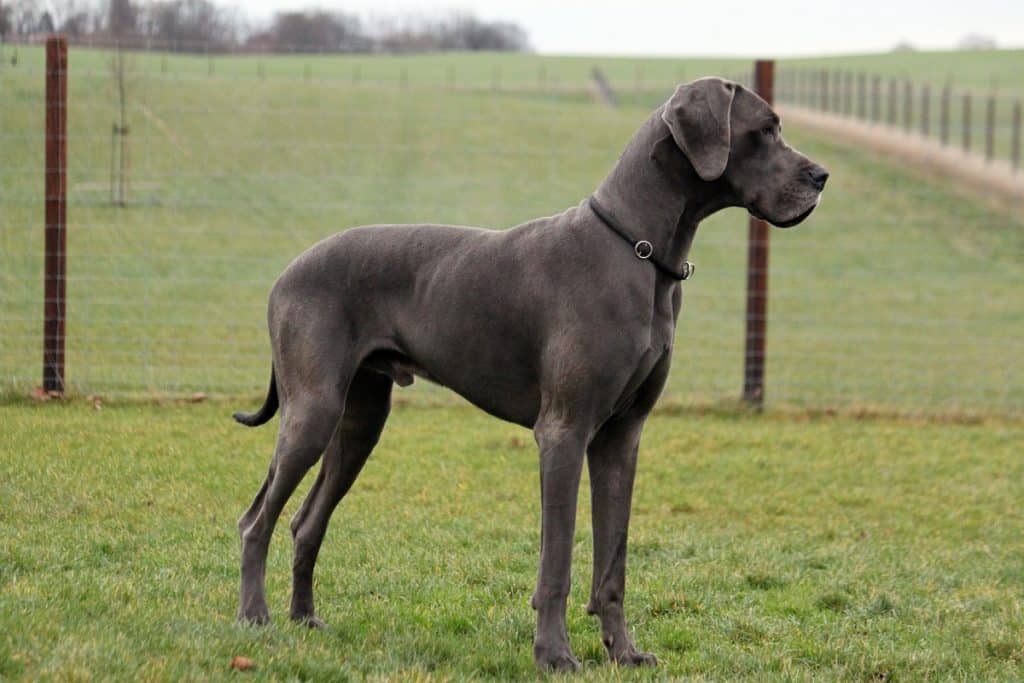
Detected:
[
  {"left": 2, "top": 401, "right": 1022, "bottom": 680},
  {"left": 1, "top": 45, "right": 1022, "bottom": 415},
  {"left": 2, "top": 42, "right": 1021, "bottom": 93}
]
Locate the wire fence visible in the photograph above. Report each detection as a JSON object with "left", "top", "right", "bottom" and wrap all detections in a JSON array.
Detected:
[
  {"left": 765, "top": 67, "right": 1023, "bottom": 170},
  {"left": 1, "top": 39, "right": 1022, "bottom": 416}
]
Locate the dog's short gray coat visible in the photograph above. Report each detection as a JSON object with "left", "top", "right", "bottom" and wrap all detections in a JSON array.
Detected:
[{"left": 233, "top": 78, "right": 828, "bottom": 671}]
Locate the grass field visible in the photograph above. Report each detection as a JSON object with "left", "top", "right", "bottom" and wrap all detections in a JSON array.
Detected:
[
  {"left": 1, "top": 400, "right": 1022, "bottom": 680},
  {"left": 2, "top": 44, "right": 1023, "bottom": 682},
  {"left": 2, "top": 45, "right": 1022, "bottom": 415},
  {"left": 3, "top": 43, "right": 1021, "bottom": 92}
]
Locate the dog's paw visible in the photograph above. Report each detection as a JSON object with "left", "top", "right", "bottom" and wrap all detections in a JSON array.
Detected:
[
  {"left": 612, "top": 648, "right": 658, "bottom": 667},
  {"left": 236, "top": 606, "right": 271, "bottom": 626},
  {"left": 534, "top": 642, "right": 581, "bottom": 673}
]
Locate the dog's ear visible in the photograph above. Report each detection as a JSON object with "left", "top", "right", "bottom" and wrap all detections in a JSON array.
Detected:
[{"left": 661, "top": 78, "right": 735, "bottom": 181}]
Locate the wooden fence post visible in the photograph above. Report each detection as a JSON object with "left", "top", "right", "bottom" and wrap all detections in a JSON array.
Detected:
[
  {"left": 743, "top": 59, "right": 774, "bottom": 406},
  {"left": 43, "top": 35, "right": 68, "bottom": 394}
]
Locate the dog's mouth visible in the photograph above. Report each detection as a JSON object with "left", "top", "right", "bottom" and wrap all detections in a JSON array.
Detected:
[{"left": 748, "top": 195, "right": 820, "bottom": 229}]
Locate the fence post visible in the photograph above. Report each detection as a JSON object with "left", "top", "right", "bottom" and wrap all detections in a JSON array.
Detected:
[
  {"left": 857, "top": 72, "right": 866, "bottom": 120},
  {"left": 1012, "top": 101, "right": 1021, "bottom": 172},
  {"left": 920, "top": 83, "right": 930, "bottom": 137},
  {"left": 903, "top": 80, "right": 913, "bottom": 131},
  {"left": 743, "top": 59, "right": 774, "bottom": 406},
  {"left": 44, "top": 35, "right": 67, "bottom": 394},
  {"left": 984, "top": 94, "right": 996, "bottom": 162},
  {"left": 940, "top": 85, "right": 950, "bottom": 145},
  {"left": 820, "top": 69, "right": 828, "bottom": 111},
  {"left": 871, "top": 75, "right": 880, "bottom": 122},
  {"left": 963, "top": 92, "right": 972, "bottom": 152},
  {"left": 888, "top": 79, "right": 897, "bottom": 125}
]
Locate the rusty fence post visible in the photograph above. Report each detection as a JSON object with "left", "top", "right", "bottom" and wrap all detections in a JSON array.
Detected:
[
  {"left": 743, "top": 59, "right": 774, "bottom": 406},
  {"left": 44, "top": 35, "right": 68, "bottom": 394}
]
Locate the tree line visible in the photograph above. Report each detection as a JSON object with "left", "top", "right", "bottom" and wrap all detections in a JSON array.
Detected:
[{"left": 0, "top": 0, "right": 531, "bottom": 53}]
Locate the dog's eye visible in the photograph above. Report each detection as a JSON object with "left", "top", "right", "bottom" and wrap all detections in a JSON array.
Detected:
[{"left": 761, "top": 126, "right": 776, "bottom": 138}]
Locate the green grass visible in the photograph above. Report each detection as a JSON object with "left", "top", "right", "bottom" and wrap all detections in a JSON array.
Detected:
[
  {"left": 1, "top": 400, "right": 1022, "bottom": 680},
  {"left": 1, "top": 46, "right": 1022, "bottom": 415},
  {"left": 3, "top": 43, "right": 1020, "bottom": 92}
]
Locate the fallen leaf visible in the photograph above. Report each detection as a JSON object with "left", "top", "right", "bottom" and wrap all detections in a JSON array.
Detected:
[
  {"left": 30, "top": 387, "right": 51, "bottom": 401},
  {"left": 230, "top": 655, "right": 254, "bottom": 671}
]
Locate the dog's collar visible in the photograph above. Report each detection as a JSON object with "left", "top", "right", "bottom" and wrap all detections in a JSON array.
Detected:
[{"left": 588, "top": 196, "right": 694, "bottom": 281}]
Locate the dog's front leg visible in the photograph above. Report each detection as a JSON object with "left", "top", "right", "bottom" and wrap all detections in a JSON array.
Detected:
[
  {"left": 585, "top": 413, "right": 658, "bottom": 667},
  {"left": 531, "top": 418, "right": 587, "bottom": 672}
]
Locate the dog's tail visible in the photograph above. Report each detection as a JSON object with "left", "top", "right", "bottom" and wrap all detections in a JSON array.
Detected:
[{"left": 233, "top": 365, "right": 278, "bottom": 427}]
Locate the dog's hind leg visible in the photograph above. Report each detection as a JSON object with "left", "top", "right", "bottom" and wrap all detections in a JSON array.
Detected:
[
  {"left": 288, "top": 368, "right": 393, "bottom": 627},
  {"left": 237, "top": 389, "right": 346, "bottom": 625}
]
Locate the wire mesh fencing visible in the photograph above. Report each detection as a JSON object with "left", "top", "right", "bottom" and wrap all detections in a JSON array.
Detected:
[
  {"left": 1, "top": 40, "right": 1021, "bottom": 417},
  {"left": 772, "top": 67, "right": 1023, "bottom": 170}
]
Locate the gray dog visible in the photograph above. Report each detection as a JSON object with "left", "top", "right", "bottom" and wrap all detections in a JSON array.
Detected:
[{"left": 233, "top": 77, "right": 827, "bottom": 671}]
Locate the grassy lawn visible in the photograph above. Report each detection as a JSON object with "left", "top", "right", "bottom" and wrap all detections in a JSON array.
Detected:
[
  {"left": 2, "top": 46, "right": 1022, "bottom": 415},
  {"left": 1, "top": 399, "right": 1022, "bottom": 680}
]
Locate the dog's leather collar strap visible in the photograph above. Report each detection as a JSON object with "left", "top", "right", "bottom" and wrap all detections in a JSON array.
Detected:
[{"left": 588, "top": 196, "right": 694, "bottom": 281}]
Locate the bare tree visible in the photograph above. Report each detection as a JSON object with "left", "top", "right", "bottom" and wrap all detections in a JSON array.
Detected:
[
  {"left": 107, "top": 0, "right": 138, "bottom": 38},
  {"left": 142, "top": 0, "right": 241, "bottom": 51},
  {"left": 109, "top": 45, "right": 132, "bottom": 205},
  {"left": 270, "top": 10, "right": 364, "bottom": 52}
]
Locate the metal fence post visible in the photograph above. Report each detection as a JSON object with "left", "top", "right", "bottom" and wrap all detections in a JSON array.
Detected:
[
  {"left": 743, "top": 59, "right": 774, "bottom": 406},
  {"left": 963, "top": 93, "right": 972, "bottom": 152},
  {"left": 1012, "top": 101, "right": 1022, "bottom": 172},
  {"left": 921, "top": 83, "right": 930, "bottom": 137},
  {"left": 888, "top": 79, "right": 897, "bottom": 125},
  {"left": 44, "top": 35, "right": 68, "bottom": 394},
  {"left": 940, "top": 85, "right": 950, "bottom": 145},
  {"left": 903, "top": 80, "right": 913, "bottom": 131},
  {"left": 871, "top": 75, "right": 880, "bottom": 122},
  {"left": 857, "top": 72, "right": 866, "bottom": 120},
  {"left": 985, "top": 94, "right": 996, "bottom": 162}
]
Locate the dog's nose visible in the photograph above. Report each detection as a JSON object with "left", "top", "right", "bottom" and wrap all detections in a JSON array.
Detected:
[{"left": 807, "top": 165, "right": 829, "bottom": 190}]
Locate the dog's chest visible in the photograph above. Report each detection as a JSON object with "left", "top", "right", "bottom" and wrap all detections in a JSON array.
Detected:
[{"left": 613, "top": 284, "right": 680, "bottom": 409}]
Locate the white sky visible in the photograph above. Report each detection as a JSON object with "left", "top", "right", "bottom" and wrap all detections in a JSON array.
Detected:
[{"left": 240, "top": 0, "right": 1024, "bottom": 56}]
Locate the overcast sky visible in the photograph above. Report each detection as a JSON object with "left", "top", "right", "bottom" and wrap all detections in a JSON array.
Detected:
[{"left": 242, "top": 0, "right": 1024, "bottom": 56}]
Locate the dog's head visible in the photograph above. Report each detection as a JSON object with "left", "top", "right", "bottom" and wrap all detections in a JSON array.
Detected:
[{"left": 660, "top": 77, "right": 828, "bottom": 227}]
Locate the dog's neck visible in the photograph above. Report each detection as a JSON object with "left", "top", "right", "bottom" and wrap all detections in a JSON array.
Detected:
[{"left": 593, "top": 110, "right": 736, "bottom": 276}]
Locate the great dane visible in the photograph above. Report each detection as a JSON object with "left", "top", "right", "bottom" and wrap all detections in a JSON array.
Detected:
[{"left": 233, "top": 77, "right": 828, "bottom": 671}]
